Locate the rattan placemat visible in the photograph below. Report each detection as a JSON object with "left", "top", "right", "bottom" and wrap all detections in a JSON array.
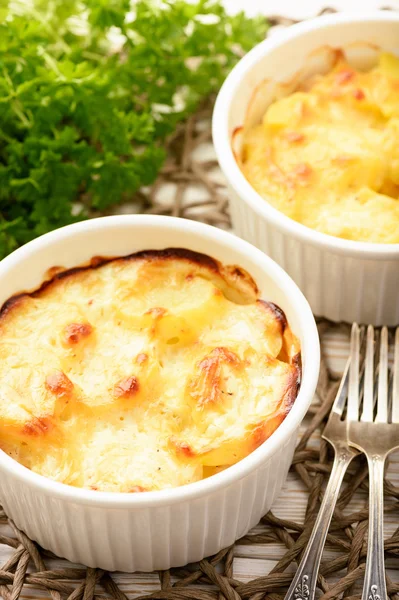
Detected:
[{"left": 1, "top": 10, "right": 399, "bottom": 600}]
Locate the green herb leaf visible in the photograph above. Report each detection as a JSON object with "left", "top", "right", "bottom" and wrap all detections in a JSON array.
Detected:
[{"left": 0, "top": 0, "right": 268, "bottom": 259}]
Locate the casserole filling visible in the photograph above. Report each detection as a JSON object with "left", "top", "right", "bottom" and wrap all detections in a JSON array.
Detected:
[
  {"left": 241, "top": 52, "right": 399, "bottom": 243},
  {"left": 0, "top": 249, "right": 300, "bottom": 492}
]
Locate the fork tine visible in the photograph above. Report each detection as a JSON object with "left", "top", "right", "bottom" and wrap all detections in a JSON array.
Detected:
[
  {"left": 376, "top": 326, "right": 389, "bottom": 423},
  {"left": 347, "top": 323, "right": 360, "bottom": 421},
  {"left": 361, "top": 325, "right": 375, "bottom": 423},
  {"left": 392, "top": 327, "right": 399, "bottom": 424},
  {"left": 330, "top": 353, "right": 351, "bottom": 416}
]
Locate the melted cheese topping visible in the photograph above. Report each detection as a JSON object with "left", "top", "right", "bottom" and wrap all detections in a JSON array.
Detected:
[
  {"left": 241, "top": 52, "right": 399, "bottom": 243},
  {"left": 0, "top": 250, "right": 300, "bottom": 492}
]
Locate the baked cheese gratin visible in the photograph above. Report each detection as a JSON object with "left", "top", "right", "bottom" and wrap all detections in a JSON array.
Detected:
[
  {"left": 241, "top": 51, "right": 399, "bottom": 243},
  {"left": 0, "top": 249, "right": 300, "bottom": 492}
]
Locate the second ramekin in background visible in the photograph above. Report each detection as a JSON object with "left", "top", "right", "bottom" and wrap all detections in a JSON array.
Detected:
[
  {"left": 0, "top": 215, "right": 319, "bottom": 572},
  {"left": 213, "top": 12, "right": 399, "bottom": 326}
]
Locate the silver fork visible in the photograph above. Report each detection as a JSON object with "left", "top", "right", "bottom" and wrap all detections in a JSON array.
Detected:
[
  {"left": 347, "top": 324, "right": 399, "bottom": 600},
  {"left": 284, "top": 348, "right": 359, "bottom": 600}
]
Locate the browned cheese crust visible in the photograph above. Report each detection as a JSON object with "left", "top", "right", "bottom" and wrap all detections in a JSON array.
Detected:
[{"left": 0, "top": 249, "right": 300, "bottom": 492}]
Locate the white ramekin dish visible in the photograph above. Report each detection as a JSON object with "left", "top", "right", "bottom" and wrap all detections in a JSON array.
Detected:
[
  {"left": 213, "top": 12, "right": 399, "bottom": 326},
  {"left": 0, "top": 215, "right": 319, "bottom": 572}
]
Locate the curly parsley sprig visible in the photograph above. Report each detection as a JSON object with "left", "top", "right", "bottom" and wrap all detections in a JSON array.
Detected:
[{"left": 0, "top": 0, "right": 267, "bottom": 258}]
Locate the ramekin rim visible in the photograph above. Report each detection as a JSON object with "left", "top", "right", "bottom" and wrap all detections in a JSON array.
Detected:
[
  {"left": 212, "top": 11, "right": 399, "bottom": 259},
  {"left": 0, "top": 214, "right": 319, "bottom": 507}
]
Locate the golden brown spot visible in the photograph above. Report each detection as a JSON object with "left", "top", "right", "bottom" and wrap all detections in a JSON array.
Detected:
[
  {"left": 250, "top": 410, "right": 290, "bottom": 452},
  {"left": 22, "top": 416, "right": 53, "bottom": 436},
  {"left": 185, "top": 273, "right": 194, "bottom": 282},
  {"left": 190, "top": 347, "right": 241, "bottom": 407},
  {"left": 257, "top": 300, "right": 287, "bottom": 334},
  {"left": 251, "top": 422, "right": 269, "bottom": 450},
  {"left": 46, "top": 370, "right": 74, "bottom": 397},
  {"left": 332, "top": 48, "right": 346, "bottom": 64},
  {"left": 170, "top": 438, "right": 195, "bottom": 458},
  {"left": 284, "top": 131, "right": 305, "bottom": 143},
  {"left": 64, "top": 322, "right": 93, "bottom": 345},
  {"left": 291, "top": 163, "right": 312, "bottom": 179},
  {"left": 194, "top": 355, "right": 222, "bottom": 406},
  {"left": 211, "top": 347, "right": 241, "bottom": 365},
  {"left": 283, "top": 356, "right": 302, "bottom": 408},
  {"left": 90, "top": 485, "right": 98, "bottom": 491},
  {"left": 232, "top": 125, "right": 243, "bottom": 138},
  {"left": 113, "top": 376, "right": 139, "bottom": 398},
  {"left": 90, "top": 256, "right": 105, "bottom": 268},
  {"left": 0, "top": 294, "right": 26, "bottom": 320},
  {"left": 232, "top": 125, "right": 244, "bottom": 162},
  {"left": 352, "top": 88, "right": 365, "bottom": 100},
  {"left": 128, "top": 485, "right": 146, "bottom": 493},
  {"left": 88, "top": 299, "right": 93, "bottom": 306},
  {"left": 136, "top": 353, "right": 148, "bottom": 365},
  {"left": 46, "top": 266, "right": 64, "bottom": 279},
  {"left": 133, "top": 248, "right": 219, "bottom": 272},
  {"left": 335, "top": 69, "right": 355, "bottom": 85},
  {"left": 145, "top": 307, "right": 167, "bottom": 319},
  {"left": 225, "top": 265, "right": 259, "bottom": 296}
]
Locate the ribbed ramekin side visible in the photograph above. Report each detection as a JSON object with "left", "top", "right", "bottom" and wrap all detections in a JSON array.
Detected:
[{"left": 0, "top": 429, "right": 299, "bottom": 572}]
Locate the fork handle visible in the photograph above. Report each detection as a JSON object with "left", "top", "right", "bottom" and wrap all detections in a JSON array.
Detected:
[
  {"left": 284, "top": 448, "right": 354, "bottom": 600},
  {"left": 362, "top": 455, "right": 388, "bottom": 600}
]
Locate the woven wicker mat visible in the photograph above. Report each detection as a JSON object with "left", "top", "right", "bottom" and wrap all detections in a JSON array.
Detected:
[{"left": 1, "top": 10, "right": 399, "bottom": 600}]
